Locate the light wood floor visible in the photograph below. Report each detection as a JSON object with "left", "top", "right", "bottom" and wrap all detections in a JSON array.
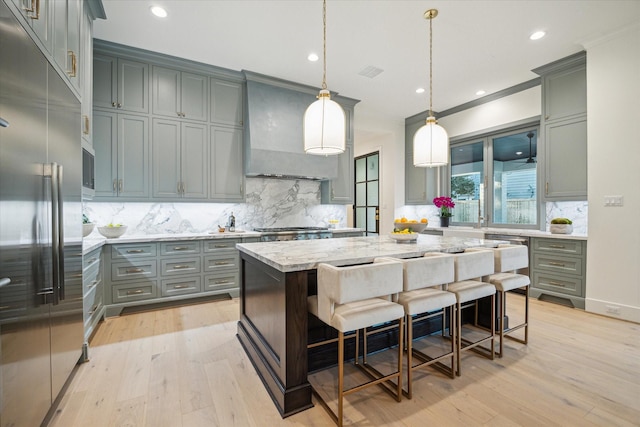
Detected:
[{"left": 48, "top": 295, "right": 640, "bottom": 427}]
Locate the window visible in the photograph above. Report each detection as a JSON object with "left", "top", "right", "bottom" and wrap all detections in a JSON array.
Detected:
[{"left": 449, "top": 126, "right": 539, "bottom": 228}]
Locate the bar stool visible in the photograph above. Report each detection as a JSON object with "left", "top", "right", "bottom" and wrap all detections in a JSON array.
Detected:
[
  {"left": 314, "top": 260, "right": 405, "bottom": 426},
  {"left": 378, "top": 253, "right": 457, "bottom": 399},
  {"left": 447, "top": 249, "right": 496, "bottom": 376},
  {"left": 485, "top": 244, "right": 530, "bottom": 357}
]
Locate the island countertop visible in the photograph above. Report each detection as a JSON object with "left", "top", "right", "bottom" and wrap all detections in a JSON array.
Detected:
[{"left": 236, "top": 234, "right": 505, "bottom": 273}]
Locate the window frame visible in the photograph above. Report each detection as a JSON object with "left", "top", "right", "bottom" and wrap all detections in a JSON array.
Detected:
[{"left": 445, "top": 119, "right": 542, "bottom": 230}]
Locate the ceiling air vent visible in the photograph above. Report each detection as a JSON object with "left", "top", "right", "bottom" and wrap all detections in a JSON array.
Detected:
[{"left": 358, "top": 65, "right": 384, "bottom": 79}]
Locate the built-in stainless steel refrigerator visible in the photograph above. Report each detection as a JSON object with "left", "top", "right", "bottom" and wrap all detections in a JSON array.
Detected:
[{"left": 0, "top": 2, "right": 84, "bottom": 426}]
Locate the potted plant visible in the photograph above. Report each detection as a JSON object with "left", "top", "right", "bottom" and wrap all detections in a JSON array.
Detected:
[
  {"left": 433, "top": 196, "right": 455, "bottom": 227},
  {"left": 550, "top": 217, "right": 573, "bottom": 234}
]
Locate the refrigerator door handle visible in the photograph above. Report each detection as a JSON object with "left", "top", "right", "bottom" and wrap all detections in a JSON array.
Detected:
[{"left": 46, "top": 163, "right": 61, "bottom": 305}]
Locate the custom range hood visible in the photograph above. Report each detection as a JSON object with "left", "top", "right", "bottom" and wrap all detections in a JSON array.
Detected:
[{"left": 243, "top": 71, "right": 338, "bottom": 180}]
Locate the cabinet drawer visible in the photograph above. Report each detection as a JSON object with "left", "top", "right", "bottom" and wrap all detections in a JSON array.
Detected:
[
  {"left": 203, "top": 239, "right": 240, "bottom": 253},
  {"left": 83, "top": 248, "right": 102, "bottom": 270},
  {"left": 532, "top": 271, "right": 584, "bottom": 297},
  {"left": 83, "top": 283, "right": 103, "bottom": 325},
  {"left": 203, "top": 272, "right": 238, "bottom": 292},
  {"left": 532, "top": 253, "right": 583, "bottom": 277},
  {"left": 112, "top": 281, "right": 158, "bottom": 303},
  {"left": 159, "top": 241, "right": 202, "bottom": 256},
  {"left": 111, "top": 260, "right": 157, "bottom": 281},
  {"left": 203, "top": 254, "right": 239, "bottom": 273},
  {"left": 160, "top": 257, "right": 201, "bottom": 276},
  {"left": 111, "top": 243, "right": 157, "bottom": 259},
  {"left": 161, "top": 276, "right": 202, "bottom": 297},
  {"left": 532, "top": 238, "right": 583, "bottom": 255}
]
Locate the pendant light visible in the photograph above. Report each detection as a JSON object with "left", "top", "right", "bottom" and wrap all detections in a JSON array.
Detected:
[
  {"left": 413, "top": 9, "right": 449, "bottom": 167},
  {"left": 304, "top": 0, "right": 346, "bottom": 155}
]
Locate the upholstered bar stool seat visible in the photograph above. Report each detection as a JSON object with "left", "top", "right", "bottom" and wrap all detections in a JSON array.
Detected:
[
  {"left": 313, "top": 260, "right": 405, "bottom": 427},
  {"left": 448, "top": 249, "right": 496, "bottom": 376},
  {"left": 485, "top": 244, "right": 530, "bottom": 357},
  {"left": 378, "top": 252, "right": 457, "bottom": 398}
]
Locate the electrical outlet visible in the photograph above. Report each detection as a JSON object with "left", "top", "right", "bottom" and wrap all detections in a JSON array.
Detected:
[{"left": 605, "top": 305, "right": 621, "bottom": 315}]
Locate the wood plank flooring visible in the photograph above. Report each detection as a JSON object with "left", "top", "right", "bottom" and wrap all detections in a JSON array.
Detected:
[{"left": 48, "top": 295, "right": 640, "bottom": 426}]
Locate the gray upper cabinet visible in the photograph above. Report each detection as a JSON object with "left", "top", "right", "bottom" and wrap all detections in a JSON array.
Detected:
[
  {"left": 152, "top": 66, "right": 208, "bottom": 122},
  {"left": 404, "top": 117, "right": 440, "bottom": 205},
  {"left": 210, "top": 78, "right": 243, "bottom": 127},
  {"left": 9, "top": 0, "right": 54, "bottom": 53},
  {"left": 533, "top": 52, "right": 587, "bottom": 201},
  {"left": 52, "top": 0, "right": 81, "bottom": 93},
  {"left": 152, "top": 119, "right": 208, "bottom": 199},
  {"left": 210, "top": 126, "right": 244, "bottom": 201},
  {"left": 321, "top": 100, "right": 358, "bottom": 204},
  {"left": 93, "top": 54, "right": 149, "bottom": 113},
  {"left": 93, "top": 110, "right": 150, "bottom": 199}
]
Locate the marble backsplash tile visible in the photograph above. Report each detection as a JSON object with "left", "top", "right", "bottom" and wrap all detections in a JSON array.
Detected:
[
  {"left": 396, "top": 201, "right": 588, "bottom": 234},
  {"left": 84, "top": 178, "right": 347, "bottom": 235}
]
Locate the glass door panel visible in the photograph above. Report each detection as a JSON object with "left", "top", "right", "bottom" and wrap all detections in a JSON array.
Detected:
[{"left": 450, "top": 141, "right": 484, "bottom": 225}]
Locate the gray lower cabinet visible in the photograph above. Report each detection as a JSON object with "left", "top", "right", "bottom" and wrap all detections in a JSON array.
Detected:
[
  {"left": 104, "top": 239, "right": 244, "bottom": 316},
  {"left": 83, "top": 247, "right": 105, "bottom": 343},
  {"left": 152, "top": 119, "right": 208, "bottom": 199},
  {"left": 93, "top": 110, "right": 150, "bottom": 199},
  {"left": 529, "top": 237, "right": 587, "bottom": 309}
]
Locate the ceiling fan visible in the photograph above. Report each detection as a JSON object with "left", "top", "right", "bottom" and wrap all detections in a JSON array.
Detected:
[{"left": 515, "top": 131, "right": 536, "bottom": 167}]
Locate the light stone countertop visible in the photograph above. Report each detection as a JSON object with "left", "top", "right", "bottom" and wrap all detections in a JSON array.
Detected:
[
  {"left": 236, "top": 234, "right": 506, "bottom": 273},
  {"left": 423, "top": 226, "right": 587, "bottom": 241}
]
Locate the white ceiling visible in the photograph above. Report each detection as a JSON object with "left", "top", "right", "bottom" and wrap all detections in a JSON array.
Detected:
[{"left": 94, "top": 0, "right": 640, "bottom": 124}]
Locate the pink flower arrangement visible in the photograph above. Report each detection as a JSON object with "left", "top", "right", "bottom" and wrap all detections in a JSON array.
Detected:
[{"left": 433, "top": 196, "right": 455, "bottom": 217}]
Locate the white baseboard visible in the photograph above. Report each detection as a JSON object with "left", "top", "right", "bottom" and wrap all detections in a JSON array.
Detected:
[{"left": 585, "top": 298, "right": 640, "bottom": 324}]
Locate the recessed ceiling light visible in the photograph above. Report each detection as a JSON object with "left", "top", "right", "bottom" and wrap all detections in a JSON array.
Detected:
[
  {"left": 416, "top": 88, "right": 425, "bottom": 94},
  {"left": 530, "top": 31, "right": 546, "bottom": 40},
  {"left": 516, "top": 151, "right": 523, "bottom": 155},
  {"left": 150, "top": 6, "right": 167, "bottom": 18},
  {"left": 307, "top": 53, "right": 319, "bottom": 62},
  {"left": 476, "top": 90, "right": 486, "bottom": 96}
]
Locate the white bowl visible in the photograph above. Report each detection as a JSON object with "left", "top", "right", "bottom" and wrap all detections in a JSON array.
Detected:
[
  {"left": 82, "top": 223, "right": 95, "bottom": 237},
  {"left": 389, "top": 232, "right": 419, "bottom": 243},
  {"left": 97, "top": 225, "right": 128, "bottom": 238},
  {"left": 394, "top": 222, "right": 427, "bottom": 233}
]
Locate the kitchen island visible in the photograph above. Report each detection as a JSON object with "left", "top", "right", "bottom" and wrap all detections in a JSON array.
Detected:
[{"left": 235, "top": 234, "right": 505, "bottom": 417}]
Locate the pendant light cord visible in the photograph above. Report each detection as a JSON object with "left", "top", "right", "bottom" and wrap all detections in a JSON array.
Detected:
[
  {"left": 429, "top": 12, "right": 433, "bottom": 117},
  {"left": 322, "top": 0, "right": 327, "bottom": 90}
]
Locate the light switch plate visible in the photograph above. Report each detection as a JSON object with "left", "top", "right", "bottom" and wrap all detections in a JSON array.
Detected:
[{"left": 604, "top": 195, "right": 624, "bottom": 206}]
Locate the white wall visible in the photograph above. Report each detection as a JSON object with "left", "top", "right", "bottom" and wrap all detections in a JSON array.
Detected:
[
  {"left": 353, "top": 112, "right": 404, "bottom": 234},
  {"left": 584, "top": 24, "right": 640, "bottom": 323}
]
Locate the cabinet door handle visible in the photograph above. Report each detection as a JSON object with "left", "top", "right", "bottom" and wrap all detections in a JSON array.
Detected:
[
  {"left": 83, "top": 115, "right": 90, "bottom": 135},
  {"left": 548, "top": 280, "right": 566, "bottom": 287},
  {"left": 126, "top": 289, "right": 144, "bottom": 295},
  {"left": 67, "top": 51, "right": 77, "bottom": 77},
  {"left": 126, "top": 267, "right": 145, "bottom": 273},
  {"left": 548, "top": 261, "right": 565, "bottom": 267},
  {"left": 549, "top": 244, "right": 566, "bottom": 249},
  {"left": 126, "top": 249, "right": 145, "bottom": 254},
  {"left": 172, "top": 265, "right": 190, "bottom": 269}
]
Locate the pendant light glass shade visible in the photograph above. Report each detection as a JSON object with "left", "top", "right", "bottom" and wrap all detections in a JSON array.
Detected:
[
  {"left": 304, "top": 90, "right": 346, "bottom": 155},
  {"left": 413, "top": 9, "right": 449, "bottom": 167},
  {"left": 413, "top": 116, "right": 449, "bottom": 167},
  {"left": 304, "top": 0, "right": 346, "bottom": 155}
]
